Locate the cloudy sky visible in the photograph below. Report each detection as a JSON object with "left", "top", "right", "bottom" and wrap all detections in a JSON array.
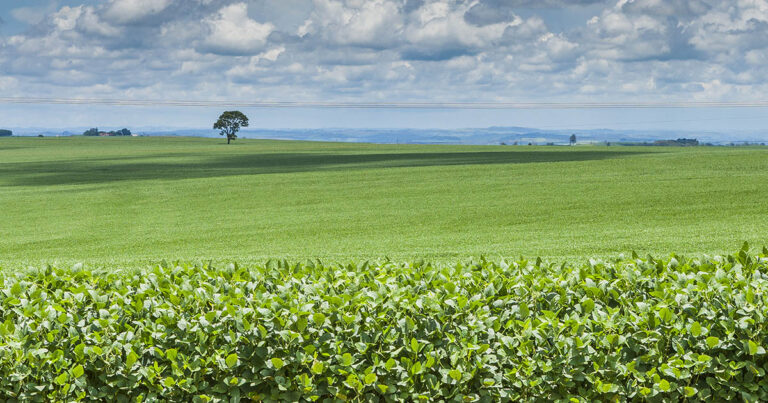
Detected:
[{"left": 2, "top": 0, "right": 768, "bottom": 133}]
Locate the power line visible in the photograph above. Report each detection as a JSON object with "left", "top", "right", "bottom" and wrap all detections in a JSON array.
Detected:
[{"left": 4, "top": 97, "right": 768, "bottom": 109}]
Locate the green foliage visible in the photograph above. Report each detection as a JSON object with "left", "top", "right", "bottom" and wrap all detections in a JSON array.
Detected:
[
  {"left": 213, "top": 111, "right": 248, "bottom": 144},
  {"left": 81, "top": 128, "right": 131, "bottom": 136},
  {"left": 0, "top": 129, "right": 12, "bottom": 137},
  {"left": 2, "top": 250, "right": 768, "bottom": 401}
]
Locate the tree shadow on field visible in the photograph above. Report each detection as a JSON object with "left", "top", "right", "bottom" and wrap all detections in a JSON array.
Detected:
[{"left": 1, "top": 150, "right": 645, "bottom": 187}]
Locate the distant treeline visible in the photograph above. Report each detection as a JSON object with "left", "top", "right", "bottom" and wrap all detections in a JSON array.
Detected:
[
  {"left": 654, "top": 138, "right": 699, "bottom": 146},
  {"left": 0, "top": 129, "right": 12, "bottom": 137},
  {"left": 83, "top": 128, "right": 132, "bottom": 136},
  {"left": 619, "top": 138, "right": 700, "bottom": 146}
]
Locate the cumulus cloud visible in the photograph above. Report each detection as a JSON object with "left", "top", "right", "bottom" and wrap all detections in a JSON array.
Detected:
[
  {"left": 301, "top": 0, "right": 404, "bottom": 48},
  {"left": 104, "top": 0, "right": 174, "bottom": 24},
  {"left": 199, "top": 3, "right": 275, "bottom": 55},
  {"left": 2, "top": 0, "right": 768, "bottom": 105},
  {"left": 402, "top": 1, "right": 519, "bottom": 60},
  {"left": 296, "top": 0, "right": 534, "bottom": 60}
]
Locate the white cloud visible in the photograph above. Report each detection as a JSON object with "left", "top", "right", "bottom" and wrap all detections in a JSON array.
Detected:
[
  {"left": 305, "top": 0, "right": 404, "bottom": 47},
  {"left": 200, "top": 3, "right": 275, "bottom": 55},
  {"left": 104, "top": 0, "right": 174, "bottom": 24},
  {"left": 51, "top": 5, "right": 85, "bottom": 31},
  {"left": 686, "top": 1, "right": 768, "bottom": 57},
  {"left": 79, "top": 7, "right": 122, "bottom": 37},
  {"left": 405, "top": 2, "right": 513, "bottom": 49},
  {"left": 226, "top": 46, "right": 286, "bottom": 78},
  {"left": 399, "top": 1, "right": 531, "bottom": 60},
  {"left": 3, "top": 0, "right": 768, "bottom": 107}
]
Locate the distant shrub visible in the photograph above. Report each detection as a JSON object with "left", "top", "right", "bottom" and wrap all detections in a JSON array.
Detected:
[
  {"left": 1, "top": 246, "right": 768, "bottom": 401},
  {"left": 0, "top": 129, "right": 12, "bottom": 137}
]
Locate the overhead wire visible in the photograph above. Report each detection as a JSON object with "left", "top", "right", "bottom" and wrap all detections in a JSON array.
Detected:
[{"left": 3, "top": 97, "right": 768, "bottom": 109}]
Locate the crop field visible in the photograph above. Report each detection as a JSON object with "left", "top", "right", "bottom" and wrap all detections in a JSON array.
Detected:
[
  {"left": 2, "top": 136, "right": 768, "bottom": 401},
  {"left": 2, "top": 249, "right": 768, "bottom": 400},
  {"left": 1, "top": 136, "right": 767, "bottom": 268}
]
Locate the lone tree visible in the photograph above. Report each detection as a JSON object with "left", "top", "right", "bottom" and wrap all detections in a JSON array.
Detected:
[
  {"left": 569, "top": 134, "right": 576, "bottom": 146},
  {"left": 214, "top": 111, "right": 249, "bottom": 144}
]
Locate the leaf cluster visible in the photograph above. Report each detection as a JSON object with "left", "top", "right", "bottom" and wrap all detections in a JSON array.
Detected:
[{"left": 2, "top": 246, "right": 768, "bottom": 401}]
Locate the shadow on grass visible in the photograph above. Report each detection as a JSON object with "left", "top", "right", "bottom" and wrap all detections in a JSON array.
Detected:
[{"left": 1, "top": 150, "right": 645, "bottom": 187}]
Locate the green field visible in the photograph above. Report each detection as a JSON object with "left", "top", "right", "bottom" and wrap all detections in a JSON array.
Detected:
[{"left": 1, "top": 136, "right": 767, "bottom": 267}]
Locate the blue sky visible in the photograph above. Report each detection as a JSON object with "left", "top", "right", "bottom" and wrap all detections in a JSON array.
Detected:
[{"left": 2, "top": 0, "right": 768, "bottom": 135}]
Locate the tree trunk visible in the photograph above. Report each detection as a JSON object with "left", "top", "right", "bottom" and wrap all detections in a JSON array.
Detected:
[{"left": 227, "top": 136, "right": 231, "bottom": 144}]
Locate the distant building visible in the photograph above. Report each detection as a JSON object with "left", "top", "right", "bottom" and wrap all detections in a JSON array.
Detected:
[{"left": 99, "top": 132, "right": 111, "bottom": 136}]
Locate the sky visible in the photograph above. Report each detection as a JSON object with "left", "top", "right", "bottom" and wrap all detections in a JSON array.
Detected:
[{"left": 2, "top": 0, "right": 768, "bottom": 134}]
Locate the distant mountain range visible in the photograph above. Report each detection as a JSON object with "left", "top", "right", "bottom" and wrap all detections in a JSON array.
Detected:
[{"left": 6, "top": 126, "right": 768, "bottom": 145}]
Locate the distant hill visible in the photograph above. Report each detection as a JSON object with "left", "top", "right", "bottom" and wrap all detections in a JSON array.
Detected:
[{"left": 5, "top": 126, "right": 767, "bottom": 145}]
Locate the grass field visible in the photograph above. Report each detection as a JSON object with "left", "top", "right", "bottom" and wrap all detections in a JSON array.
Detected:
[{"left": 1, "top": 136, "right": 767, "bottom": 268}]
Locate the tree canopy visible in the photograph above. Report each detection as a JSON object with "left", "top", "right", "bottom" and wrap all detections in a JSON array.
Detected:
[
  {"left": 82, "top": 128, "right": 131, "bottom": 136},
  {"left": 214, "top": 111, "right": 249, "bottom": 144},
  {"left": 0, "top": 129, "right": 12, "bottom": 137},
  {"left": 113, "top": 128, "right": 132, "bottom": 136}
]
